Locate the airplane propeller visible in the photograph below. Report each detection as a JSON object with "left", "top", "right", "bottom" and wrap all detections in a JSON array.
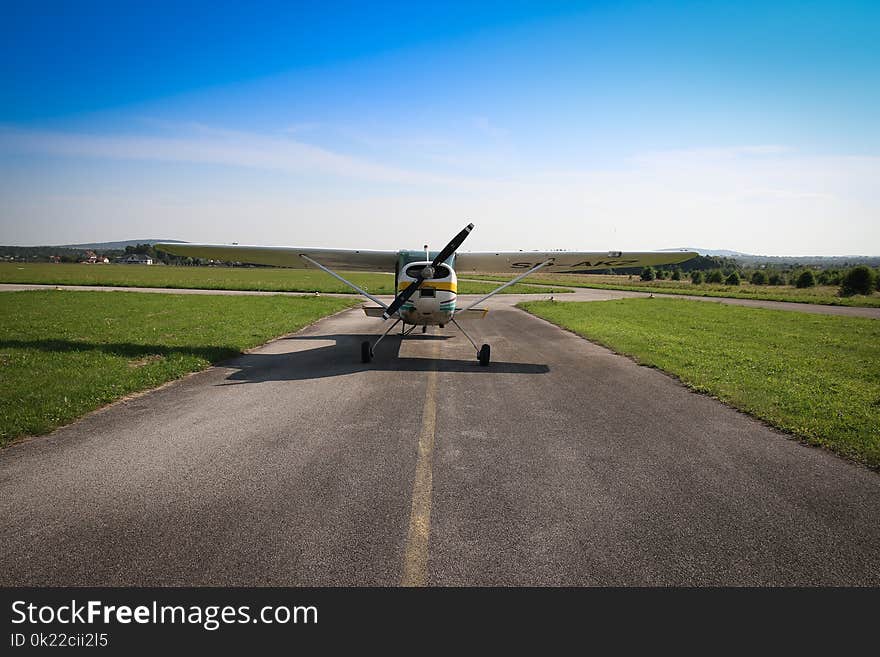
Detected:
[{"left": 382, "top": 222, "right": 474, "bottom": 320}]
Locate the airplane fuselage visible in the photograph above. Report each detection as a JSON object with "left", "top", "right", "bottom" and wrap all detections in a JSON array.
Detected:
[{"left": 396, "top": 260, "right": 457, "bottom": 325}]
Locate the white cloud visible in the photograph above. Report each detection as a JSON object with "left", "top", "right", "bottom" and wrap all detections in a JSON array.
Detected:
[
  {"left": 1, "top": 126, "right": 878, "bottom": 254},
  {"left": 630, "top": 144, "right": 793, "bottom": 165},
  {"left": 0, "top": 125, "right": 461, "bottom": 185}
]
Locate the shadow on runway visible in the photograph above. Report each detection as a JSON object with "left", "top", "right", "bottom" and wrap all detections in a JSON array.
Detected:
[
  {"left": 0, "top": 334, "right": 548, "bottom": 385},
  {"left": 221, "top": 333, "right": 550, "bottom": 383}
]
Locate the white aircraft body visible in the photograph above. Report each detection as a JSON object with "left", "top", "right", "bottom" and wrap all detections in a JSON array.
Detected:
[{"left": 156, "top": 225, "right": 695, "bottom": 366}]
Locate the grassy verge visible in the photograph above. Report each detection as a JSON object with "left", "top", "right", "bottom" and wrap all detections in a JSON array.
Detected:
[
  {"left": 520, "top": 298, "right": 880, "bottom": 469},
  {"left": 0, "top": 290, "right": 357, "bottom": 446},
  {"left": 0, "top": 263, "right": 570, "bottom": 295},
  {"left": 472, "top": 272, "right": 880, "bottom": 307}
]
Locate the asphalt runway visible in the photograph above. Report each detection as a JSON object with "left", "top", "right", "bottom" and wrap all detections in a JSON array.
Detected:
[{"left": 1, "top": 298, "right": 879, "bottom": 585}]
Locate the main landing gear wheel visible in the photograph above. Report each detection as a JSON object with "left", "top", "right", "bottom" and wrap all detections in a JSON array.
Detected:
[
  {"left": 361, "top": 340, "right": 372, "bottom": 363},
  {"left": 478, "top": 344, "right": 490, "bottom": 367}
]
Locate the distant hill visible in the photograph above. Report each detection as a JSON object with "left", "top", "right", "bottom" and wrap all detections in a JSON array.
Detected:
[
  {"left": 660, "top": 247, "right": 752, "bottom": 257},
  {"left": 58, "top": 239, "right": 184, "bottom": 250},
  {"left": 735, "top": 254, "right": 880, "bottom": 267},
  {"left": 661, "top": 248, "right": 879, "bottom": 267}
]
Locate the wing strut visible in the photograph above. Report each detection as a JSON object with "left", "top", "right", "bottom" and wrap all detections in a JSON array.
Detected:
[
  {"left": 455, "top": 258, "right": 555, "bottom": 314},
  {"left": 299, "top": 254, "right": 389, "bottom": 309}
]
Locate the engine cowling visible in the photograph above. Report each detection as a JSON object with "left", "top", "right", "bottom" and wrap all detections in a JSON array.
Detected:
[{"left": 396, "top": 261, "right": 457, "bottom": 325}]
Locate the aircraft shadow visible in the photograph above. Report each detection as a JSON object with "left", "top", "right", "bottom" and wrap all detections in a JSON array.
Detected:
[
  {"left": 0, "top": 335, "right": 549, "bottom": 385},
  {"left": 221, "top": 333, "right": 550, "bottom": 383}
]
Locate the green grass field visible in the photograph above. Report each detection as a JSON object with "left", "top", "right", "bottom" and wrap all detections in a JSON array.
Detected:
[
  {"left": 521, "top": 298, "right": 880, "bottom": 468},
  {"left": 473, "top": 272, "right": 880, "bottom": 307},
  {"left": 0, "top": 290, "right": 357, "bottom": 447},
  {"left": 0, "top": 262, "right": 569, "bottom": 295}
]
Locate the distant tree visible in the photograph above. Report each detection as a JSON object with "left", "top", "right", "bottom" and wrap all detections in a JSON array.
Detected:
[
  {"left": 615, "top": 254, "right": 737, "bottom": 275},
  {"left": 795, "top": 270, "right": 816, "bottom": 288},
  {"left": 725, "top": 271, "right": 741, "bottom": 285},
  {"left": 690, "top": 270, "right": 704, "bottom": 284},
  {"left": 124, "top": 243, "right": 154, "bottom": 256},
  {"left": 671, "top": 268, "right": 682, "bottom": 281},
  {"left": 640, "top": 266, "right": 655, "bottom": 281},
  {"left": 750, "top": 270, "right": 767, "bottom": 285},
  {"left": 768, "top": 272, "right": 786, "bottom": 286},
  {"left": 706, "top": 269, "right": 724, "bottom": 284},
  {"left": 840, "top": 266, "right": 875, "bottom": 296},
  {"left": 675, "top": 255, "right": 738, "bottom": 272}
]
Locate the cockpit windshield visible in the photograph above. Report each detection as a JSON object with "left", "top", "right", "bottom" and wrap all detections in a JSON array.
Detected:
[{"left": 405, "top": 264, "right": 451, "bottom": 280}]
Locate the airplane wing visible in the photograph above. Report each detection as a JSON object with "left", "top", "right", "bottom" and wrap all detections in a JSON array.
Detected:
[
  {"left": 155, "top": 241, "right": 697, "bottom": 274},
  {"left": 153, "top": 243, "right": 398, "bottom": 272},
  {"left": 453, "top": 250, "right": 698, "bottom": 274}
]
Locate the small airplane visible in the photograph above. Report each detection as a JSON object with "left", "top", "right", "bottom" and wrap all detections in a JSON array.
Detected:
[{"left": 156, "top": 226, "right": 695, "bottom": 366}]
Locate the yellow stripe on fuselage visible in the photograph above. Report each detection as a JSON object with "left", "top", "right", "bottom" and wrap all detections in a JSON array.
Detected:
[{"left": 397, "top": 281, "right": 457, "bottom": 292}]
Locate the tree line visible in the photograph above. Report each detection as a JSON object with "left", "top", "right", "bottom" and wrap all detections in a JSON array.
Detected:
[{"left": 639, "top": 264, "right": 879, "bottom": 296}]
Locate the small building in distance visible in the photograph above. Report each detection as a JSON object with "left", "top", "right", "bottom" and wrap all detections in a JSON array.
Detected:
[
  {"left": 81, "top": 250, "right": 110, "bottom": 264},
  {"left": 119, "top": 253, "right": 153, "bottom": 265}
]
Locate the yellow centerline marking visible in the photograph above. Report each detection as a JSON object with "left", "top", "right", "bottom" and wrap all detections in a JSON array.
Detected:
[{"left": 401, "top": 341, "right": 439, "bottom": 587}]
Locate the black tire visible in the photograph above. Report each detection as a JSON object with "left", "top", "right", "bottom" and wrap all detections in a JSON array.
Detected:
[
  {"left": 478, "top": 344, "right": 490, "bottom": 366},
  {"left": 361, "top": 341, "right": 372, "bottom": 363}
]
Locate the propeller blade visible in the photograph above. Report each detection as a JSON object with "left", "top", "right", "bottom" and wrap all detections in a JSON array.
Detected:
[
  {"left": 383, "top": 278, "right": 422, "bottom": 319},
  {"left": 432, "top": 222, "right": 474, "bottom": 267},
  {"left": 382, "top": 223, "right": 474, "bottom": 320}
]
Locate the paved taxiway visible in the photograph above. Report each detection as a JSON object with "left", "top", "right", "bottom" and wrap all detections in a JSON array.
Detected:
[
  {"left": 1, "top": 294, "right": 879, "bottom": 585},
  {"left": 3, "top": 282, "right": 880, "bottom": 318}
]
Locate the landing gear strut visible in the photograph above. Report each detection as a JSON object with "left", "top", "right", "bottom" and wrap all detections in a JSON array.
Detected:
[
  {"left": 362, "top": 318, "right": 401, "bottom": 363},
  {"left": 451, "top": 318, "right": 491, "bottom": 366},
  {"left": 363, "top": 318, "right": 491, "bottom": 366}
]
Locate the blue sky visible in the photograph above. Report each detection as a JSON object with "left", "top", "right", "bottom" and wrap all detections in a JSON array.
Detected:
[{"left": 1, "top": 0, "right": 878, "bottom": 254}]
